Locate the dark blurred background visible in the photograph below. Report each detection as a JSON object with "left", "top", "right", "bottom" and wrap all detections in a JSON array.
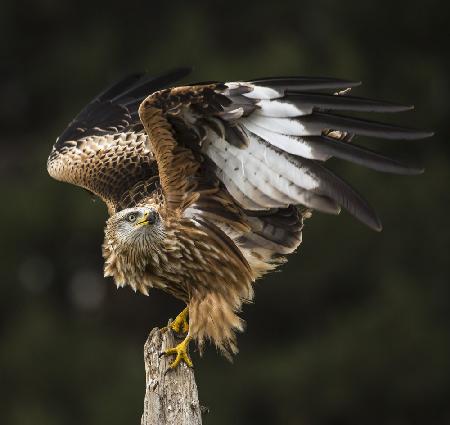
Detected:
[{"left": 1, "top": 0, "right": 449, "bottom": 424}]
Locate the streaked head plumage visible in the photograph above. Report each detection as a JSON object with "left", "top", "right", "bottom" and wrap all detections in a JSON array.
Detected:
[{"left": 105, "top": 206, "right": 163, "bottom": 253}]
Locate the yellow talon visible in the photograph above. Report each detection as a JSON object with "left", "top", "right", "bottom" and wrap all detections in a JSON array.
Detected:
[
  {"left": 163, "top": 335, "right": 193, "bottom": 369},
  {"left": 170, "top": 307, "right": 189, "bottom": 334}
]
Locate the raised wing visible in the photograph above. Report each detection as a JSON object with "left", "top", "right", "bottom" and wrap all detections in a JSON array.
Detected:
[
  {"left": 138, "top": 84, "right": 228, "bottom": 209},
  {"left": 138, "top": 76, "right": 432, "bottom": 230},
  {"left": 47, "top": 68, "right": 192, "bottom": 213}
]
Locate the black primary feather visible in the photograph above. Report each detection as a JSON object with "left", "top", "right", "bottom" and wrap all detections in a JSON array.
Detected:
[
  {"left": 282, "top": 92, "right": 414, "bottom": 113},
  {"left": 283, "top": 154, "right": 383, "bottom": 231},
  {"left": 303, "top": 135, "right": 424, "bottom": 174},
  {"left": 300, "top": 112, "right": 434, "bottom": 140},
  {"left": 249, "top": 76, "right": 362, "bottom": 91},
  {"left": 55, "top": 67, "right": 192, "bottom": 150}
]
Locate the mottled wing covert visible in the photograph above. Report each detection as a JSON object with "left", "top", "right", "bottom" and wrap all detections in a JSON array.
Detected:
[{"left": 47, "top": 68, "right": 192, "bottom": 213}]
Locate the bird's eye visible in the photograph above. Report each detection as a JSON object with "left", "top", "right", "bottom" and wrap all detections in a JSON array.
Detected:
[{"left": 127, "top": 213, "right": 137, "bottom": 223}]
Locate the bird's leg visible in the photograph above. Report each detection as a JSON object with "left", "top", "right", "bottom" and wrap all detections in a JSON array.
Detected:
[
  {"left": 159, "top": 307, "right": 192, "bottom": 368},
  {"left": 161, "top": 333, "right": 193, "bottom": 369},
  {"left": 170, "top": 306, "right": 189, "bottom": 334},
  {"left": 161, "top": 307, "right": 189, "bottom": 335}
]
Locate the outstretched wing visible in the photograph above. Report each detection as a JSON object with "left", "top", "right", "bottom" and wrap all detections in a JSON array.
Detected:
[
  {"left": 137, "top": 77, "right": 432, "bottom": 231},
  {"left": 47, "top": 68, "right": 192, "bottom": 213}
]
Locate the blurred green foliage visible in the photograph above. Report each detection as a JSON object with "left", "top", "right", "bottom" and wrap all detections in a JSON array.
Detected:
[{"left": 0, "top": 0, "right": 449, "bottom": 424}]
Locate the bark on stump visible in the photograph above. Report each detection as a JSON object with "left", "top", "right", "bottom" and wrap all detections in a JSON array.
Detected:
[{"left": 141, "top": 325, "right": 202, "bottom": 425}]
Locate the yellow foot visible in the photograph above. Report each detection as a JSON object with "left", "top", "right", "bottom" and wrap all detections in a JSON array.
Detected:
[
  {"left": 169, "top": 307, "right": 189, "bottom": 334},
  {"left": 161, "top": 335, "right": 193, "bottom": 369}
]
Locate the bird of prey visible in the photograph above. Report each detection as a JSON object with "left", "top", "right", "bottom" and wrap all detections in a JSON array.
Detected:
[{"left": 47, "top": 67, "right": 432, "bottom": 368}]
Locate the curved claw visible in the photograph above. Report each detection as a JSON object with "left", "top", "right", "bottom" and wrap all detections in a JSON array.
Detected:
[{"left": 162, "top": 335, "right": 193, "bottom": 369}]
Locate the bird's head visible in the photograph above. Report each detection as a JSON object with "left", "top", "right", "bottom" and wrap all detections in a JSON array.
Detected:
[{"left": 104, "top": 206, "right": 164, "bottom": 253}]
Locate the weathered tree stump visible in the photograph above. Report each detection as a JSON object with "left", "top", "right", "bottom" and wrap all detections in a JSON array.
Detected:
[{"left": 141, "top": 324, "right": 202, "bottom": 425}]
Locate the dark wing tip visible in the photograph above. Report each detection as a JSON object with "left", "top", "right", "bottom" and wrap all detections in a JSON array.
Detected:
[
  {"left": 349, "top": 199, "right": 383, "bottom": 232},
  {"left": 370, "top": 102, "right": 414, "bottom": 113},
  {"left": 379, "top": 102, "right": 414, "bottom": 112},
  {"left": 307, "top": 113, "right": 435, "bottom": 140},
  {"left": 350, "top": 80, "right": 363, "bottom": 87},
  {"left": 409, "top": 129, "right": 434, "bottom": 139},
  {"left": 285, "top": 93, "right": 416, "bottom": 114},
  {"left": 248, "top": 76, "right": 362, "bottom": 91},
  {"left": 413, "top": 166, "right": 426, "bottom": 175},
  {"left": 305, "top": 136, "right": 426, "bottom": 175},
  {"left": 373, "top": 220, "right": 383, "bottom": 232},
  {"left": 404, "top": 166, "right": 425, "bottom": 175},
  {"left": 292, "top": 157, "right": 384, "bottom": 232},
  {"left": 55, "top": 67, "right": 193, "bottom": 150},
  {"left": 350, "top": 200, "right": 383, "bottom": 232}
]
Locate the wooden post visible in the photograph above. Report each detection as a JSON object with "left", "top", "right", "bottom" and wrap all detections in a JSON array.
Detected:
[{"left": 141, "top": 324, "right": 203, "bottom": 425}]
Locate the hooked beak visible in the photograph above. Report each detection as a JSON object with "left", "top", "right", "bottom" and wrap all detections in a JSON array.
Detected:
[{"left": 136, "top": 210, "right": 157, "bottom": 226}]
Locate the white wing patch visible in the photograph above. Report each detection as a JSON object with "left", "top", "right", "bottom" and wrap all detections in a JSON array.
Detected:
[
  {"left": 241, "top": 118, "right": 330, "bottom": 160},
  {"left": 255, "top": 99, "right": 312, "bottom": 117}
]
